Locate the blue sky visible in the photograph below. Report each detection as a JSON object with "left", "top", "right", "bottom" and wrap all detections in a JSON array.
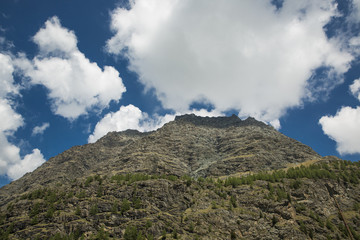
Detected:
[{"left": 0, "top": 0, "right": 360, "bottom": 187}]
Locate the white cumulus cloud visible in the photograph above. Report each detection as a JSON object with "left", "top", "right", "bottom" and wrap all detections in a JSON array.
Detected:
[
  {"left": 319, "top": 78, "right": 360, "bottom": 155},
  {"left": 106, "top": 0, "right": 353, "bottom": 126},
  {"left": 0, "top": 55, "right": 46, "bottom": 180},
  {"left": 7, "top": 148, "right": 45, "bottom": 180},
  {"left": 88, "top": 104, "right": 174, "bottom": 143},
  {"left": 19, "top": 16, "right": 126, "bottom": 120},
  {"left": 32, "top": 17, "right": 77, "bottom": 55},
  {"left": 319, "top": 106, "right": 360, "bottom": 155},
  {"left": 88, "top": 104, "right": 223, "bottom": 143},
  {"left": 32, "top": 122, "right": 50, "bottom": 136},
  {"left": 0, "top": 99, "right": 23, "bottom": 133},
  {"left": 0, "top": 53, "right": 18, "bottom": 98}
]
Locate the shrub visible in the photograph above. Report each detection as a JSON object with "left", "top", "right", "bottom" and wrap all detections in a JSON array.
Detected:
[
  {"left": 6, "top": 203, "right": 14, "bottom": 212},
  {"left": 96, "top": 186, "right": 103, "bottom": 197},
  {"left": 45, "top": 204, "right": 55, "bottom": 219},
  {"left": 276, "top": 188, "right": 287, "bottom": 201},
  {"left": 77, "top": 190, "right": 86, "bottom": 199},
  {"left": 75, "top": 206, "right": 81, "bottom": 216},
  {"left": 121, "top": 199, "right": 131, "bottom": 213},
  {"left": 45, "top": 190, "right": 58, "bottom": 203},
  {"left": 230, "top": 195, "right": 237, "bottom": 208},
  {"left": 93, "top": 227, "right": 109, "bottom": 240},
  {"left": 30, "top": 216, "right": 38, "bottom": 225},
  {"left": 172, "top": 229, "right": 178, "bottom": 239},
  {"left": 295, "top": 203, "right": 306, "bottom": 213},
  {"left": 145, "top": 220, "right": 152, "bottom": 229},
  {"left": 290, "top": 179, "right": 302, "bottom": 189},
  {"left": 94, "top": 175, "right": 102, "bottom": 185},
  {"left": 354, "top": 202, "right": 360, "bottom": 211},
  {"left": 124, "top": 226, "right": 138, "bottom": 240},
  {"left": 309, "top": 229, "right": 314, "bottom": 239},
  {"left": 272, "top": 215, "right": 279, "bottom": 226},
  {"left": 326, "top": 219, "right": 335, "bottom": 232},
  {"left": 132, "top": 197, "right": 142, "bottom": 209},
  {"left": 299, "top": 221, "right": 307, "bottom": 234},
  {"left": 89, "top": 204, "right": 98, "bottom": 216},
  {"left": 111, "top": 202, "right": 118, "bottom": 214},
  {"left": 189, "top": 222, "right": 195, "bottom": 233},
  {"left": 84, "top": 176, "right": 93, "bottom": 187},
  {"left": 29, "top": 202, "right": 41, "bottom": 217}
]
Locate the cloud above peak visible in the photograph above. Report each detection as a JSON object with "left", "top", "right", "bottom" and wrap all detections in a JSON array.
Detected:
[
  {"left": 107, "top": 0, "right": 353, "bottom": 126},
  {"left": 0, "top": 54, "right": 45, "bottom": 180},
  {"left": 32, "top": 16, "right": 77, "bottom": 55},
  {"left": 19, "top": 16, "right": 126, "bottom": 120},
  {"left": 319, "top": 78, "right": 360, "bottom": 155},
  {"left": 88, "top": 104, "right": 223, "bottom": 143}
]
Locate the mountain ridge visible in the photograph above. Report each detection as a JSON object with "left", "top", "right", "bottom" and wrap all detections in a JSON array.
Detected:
[
  {"left": 0, "top": 114, "right": 319, "bottom": 206},
  {"left": 0, "top": 114, "right": 359, "bottom": 239}
]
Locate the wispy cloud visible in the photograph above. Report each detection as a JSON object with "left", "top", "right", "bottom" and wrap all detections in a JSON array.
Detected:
[{"left": 32, "top": 122, "right": 50, "bottom": 136}]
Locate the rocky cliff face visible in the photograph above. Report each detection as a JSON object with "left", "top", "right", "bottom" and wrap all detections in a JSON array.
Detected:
[{"left": 0, "top": 114, "right": 359, "bottom": 239}]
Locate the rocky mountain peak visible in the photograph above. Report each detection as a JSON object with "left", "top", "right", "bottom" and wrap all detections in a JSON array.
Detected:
[
  {"left": 1, "top": 114, "right": 359, "bottom": 239},
  {"left": 174, "top": 113, "right": 268, "bottom": 128}
]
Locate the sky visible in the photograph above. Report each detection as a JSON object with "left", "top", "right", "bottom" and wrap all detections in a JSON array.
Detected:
[{"left": 0, "top": 0, "right": 360, "bottom": 187}]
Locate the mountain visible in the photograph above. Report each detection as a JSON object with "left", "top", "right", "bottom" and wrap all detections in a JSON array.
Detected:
[{"left": 0, "top": 114, "right": 359, "bottom": 239}]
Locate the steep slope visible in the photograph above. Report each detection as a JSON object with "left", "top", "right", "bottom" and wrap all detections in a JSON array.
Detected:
[
  {"left": 99, "top": 114, "right": 319, "bottom": 178},
  {"left": 0, "top": 130, "right": 147, "bottom": 206},
  {"left": 1, "top": 114, "right": 359, "bottom": 239},
  {"left": 0, "top": 114, "right": 318, "bottom": 206}
]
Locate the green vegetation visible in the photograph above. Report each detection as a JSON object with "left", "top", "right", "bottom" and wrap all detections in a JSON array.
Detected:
[
  {"left": 96, "top": 186, "right": 103, "bottom": 197},
  {"left": 326, "top": 219, "right": 335, "bottom": 232},
  {"left": 77, "top": 190, "right": 86, "bottom": 199},
  {"left": 172, "top": 229, "right": 178, "bottom": 239},
  {"left": 124, "top": 225, "right": 144, "bottom": 240},
  {"left": 272, "top": 215, "right": 279, "bottom": 226},
  {"left": 295, "top": 203, "right": 306, "bottom": 213},
  {"left": 111, "top": 202, "right": 118, "bottom": 214},
  {"left": 29, "top": 202, "right": 41, "bottom": 218},
  {"left": 121, "top": 199, "right": 131, "bottom": 213},
  {"left": 75, "top": 206, "right": 81, "bottom": 216},
  {"left": 1, "top": 160, "right": 359, "bottom": 240},
  {"left": 90, "top": 204, "right": 99, "bottom": 216},
  {"left": 92, "top": 226, "right": 109, "bottom": 240},
  {"left": 224, "top": 160, "right": 360, "bottom": 188},
  {"left": 132, "top": 197, "right": 142, "bottom": 209},
  {"left": 230, "top": 195, "right": 237, "bottom": 208},
  {"left": 299, "top": 220, "right": 307, "bottom": 234},
  {"left": 45, "top": 203, "right": 56, "bottom": 219},
  {"left": 84, "top": 176, "right": 94, "bottom": 187},
  {"left": 145, "top": 220, "right": 152, "bottom": 229}
]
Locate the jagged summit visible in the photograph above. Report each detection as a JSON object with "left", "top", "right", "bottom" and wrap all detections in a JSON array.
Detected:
[{"left": 174, "top": 114, "right": 268, "bottom": 128}]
